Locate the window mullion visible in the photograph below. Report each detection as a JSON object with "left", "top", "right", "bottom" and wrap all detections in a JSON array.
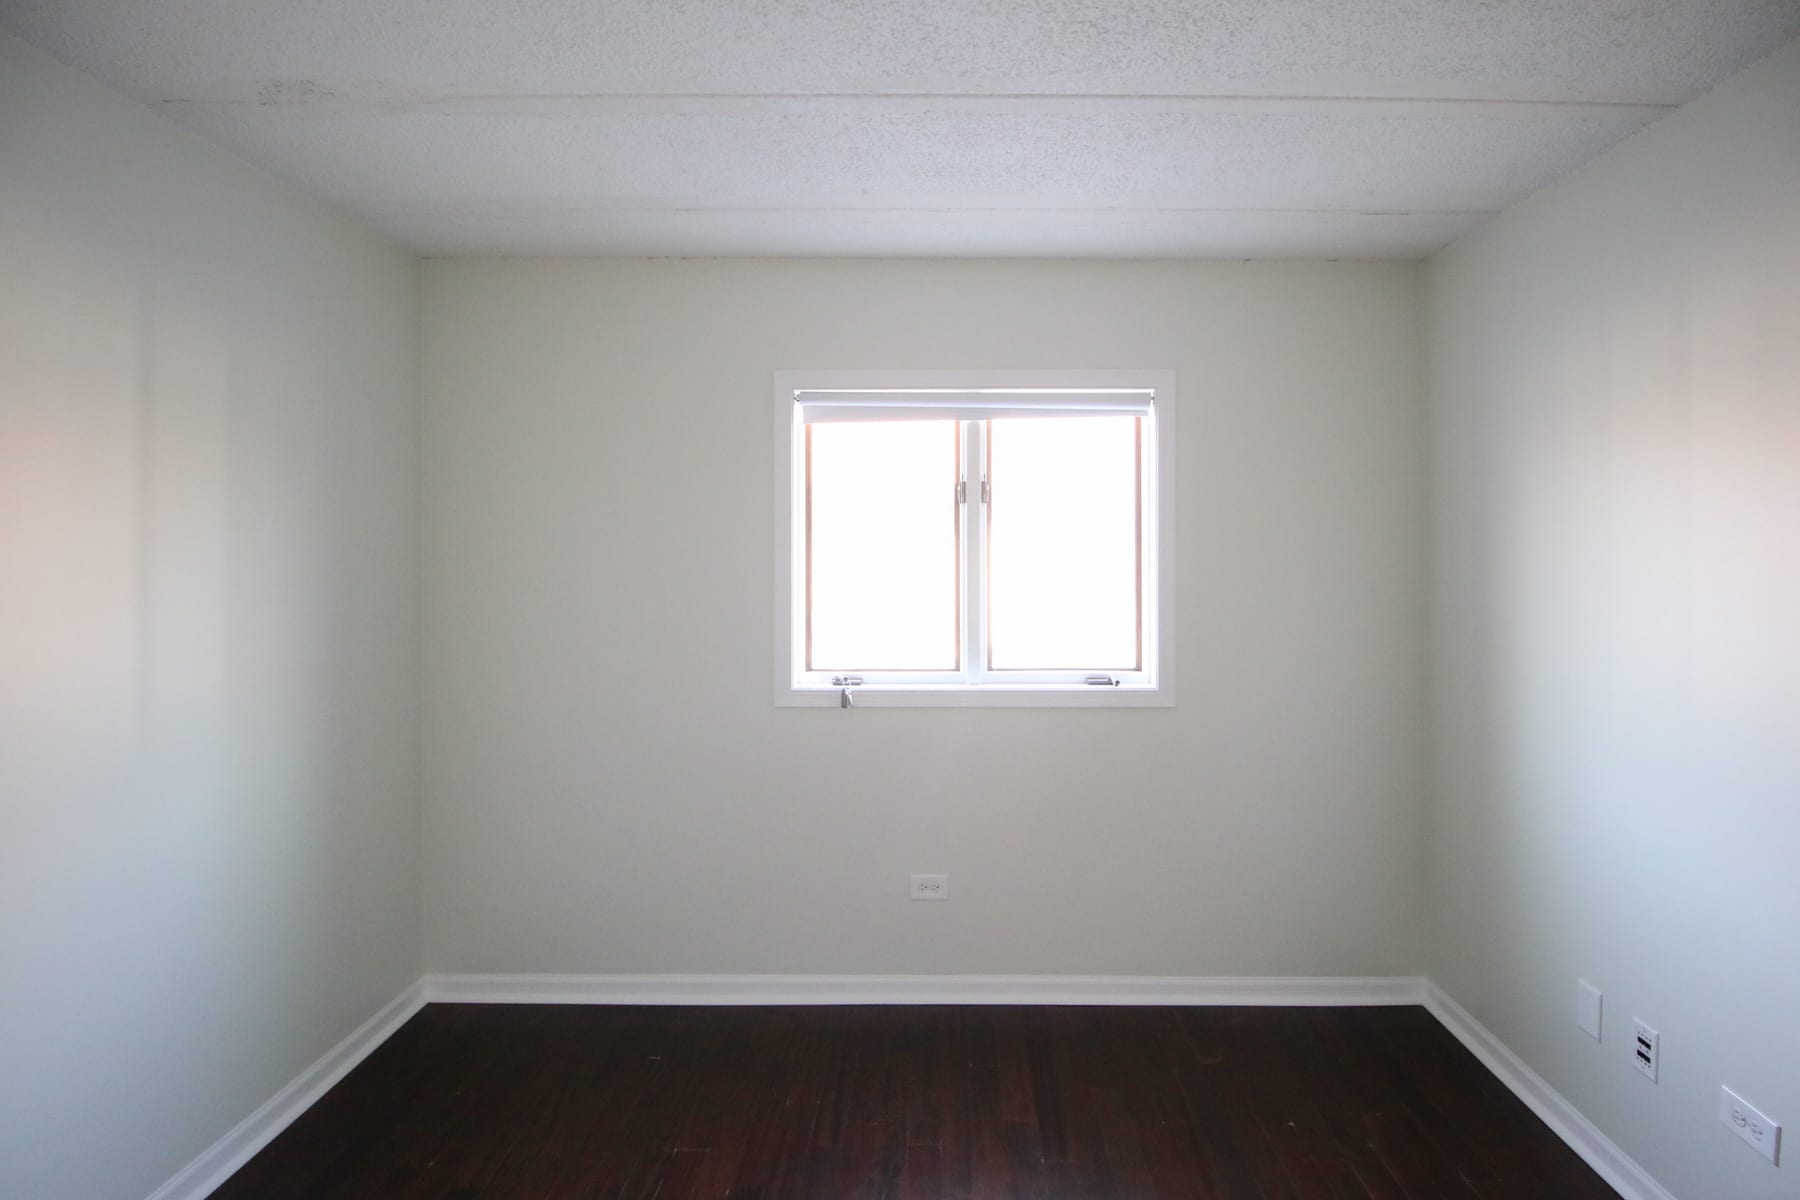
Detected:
[{"left": 963, "top": 421, "right": 989, "bottom": 685}]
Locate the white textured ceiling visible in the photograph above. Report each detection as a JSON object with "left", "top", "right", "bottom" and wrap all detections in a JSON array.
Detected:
[{"left": 5, "top": 1, "right": 1798, "bottom": 258}]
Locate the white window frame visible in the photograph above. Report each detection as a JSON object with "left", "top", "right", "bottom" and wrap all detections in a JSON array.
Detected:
[{"left": 773, "top": 369, "right": 1176, "bottom": 707}]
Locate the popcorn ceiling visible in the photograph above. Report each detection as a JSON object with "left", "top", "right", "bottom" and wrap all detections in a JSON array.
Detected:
[{"left": 3, "top": 1, "right": 1796, "bottom": 256}]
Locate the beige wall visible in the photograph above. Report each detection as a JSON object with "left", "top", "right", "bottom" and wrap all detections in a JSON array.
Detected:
[
  {"left": 421, "top": 257, "right": 1430, "bottom": 978},
  {"left": 1426, "top": 38, "right": 1800, "bottom": 1200},
  {"left": 0, "top": 33, "right": 422, "bottom": 1200}
]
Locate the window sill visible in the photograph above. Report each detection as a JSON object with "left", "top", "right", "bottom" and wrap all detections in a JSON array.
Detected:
[{"left": 776, "top": 684, "right": 1174, "bottom": 709}]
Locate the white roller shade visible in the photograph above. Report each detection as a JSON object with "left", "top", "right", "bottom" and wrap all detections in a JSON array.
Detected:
[{"left": 796, "top": 388, "right": 1155, "bottom": 423}]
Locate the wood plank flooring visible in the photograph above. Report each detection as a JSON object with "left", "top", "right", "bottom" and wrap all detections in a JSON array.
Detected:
[{"left": 210, "top": 1004, "right": 1620, "bottom": 1199}]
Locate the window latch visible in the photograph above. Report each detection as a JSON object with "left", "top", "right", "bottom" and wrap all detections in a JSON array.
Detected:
[
  {"left": 832, "top": 675, "right": 864, "bottom": 708},
  {"left": 1085, "top": 675, "right": 1121, "bottom": 687},
  {"left": 955, "top": 479, "right": 990, "bottom": 504}
]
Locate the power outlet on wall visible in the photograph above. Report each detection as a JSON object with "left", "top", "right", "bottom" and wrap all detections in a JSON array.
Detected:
[
  {"left": 1720, "top": 1086, "right": 1782, "bottom": 1165},
  {"left": 910, "top": 873, "right": 948, "bottom": 900}
]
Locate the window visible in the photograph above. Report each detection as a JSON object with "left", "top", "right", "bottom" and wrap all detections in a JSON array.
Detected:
[{"left": 774, "top": 370, "right": 1175, "bottom": 706}]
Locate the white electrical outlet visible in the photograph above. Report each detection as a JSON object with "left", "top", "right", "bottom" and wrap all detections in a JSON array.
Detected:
[
  {"left": 1720, "top": 1086, "right": 1782, "bottom": 1165},
  {"left": 1577, "top": 980, "right": 1603, "bottom": 1041},
  {"left": 1632, "top": 1019, "right": 1659, "bottom": 1082},
  {"left": 909, "top": 873, "right": 948, "bottom": 900}
]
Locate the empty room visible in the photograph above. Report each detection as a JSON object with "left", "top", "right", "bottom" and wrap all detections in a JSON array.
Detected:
[{"left": 2, "top": 3, "right": 1796, "bottom": 1198}]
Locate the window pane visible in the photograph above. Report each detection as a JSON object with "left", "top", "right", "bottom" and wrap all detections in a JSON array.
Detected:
[
  {"left": 987, "top": 415, "right": 1140, "bottom": 670},
  {"left": 807, "top": 421, "right": 959, "bottom": 671}
]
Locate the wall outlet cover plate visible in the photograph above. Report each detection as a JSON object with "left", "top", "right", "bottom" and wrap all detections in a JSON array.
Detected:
[
  {"left": 1721, "top": 1086, "right": 1782, "bottom": 1165},
  {"left": 1631, "top": 1019, "right": 1659, "bottom": 1082},
  {"left": 909, "top": 873, "right": 949, "bottom": 900},
  {"left": 1576, "top": 980, "right": 1603, "bottom": 1040}
]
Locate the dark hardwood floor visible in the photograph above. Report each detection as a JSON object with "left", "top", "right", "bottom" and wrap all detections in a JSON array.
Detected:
[{"left": 210, "top": 1003, "right": 1619, "bottom": 1199}]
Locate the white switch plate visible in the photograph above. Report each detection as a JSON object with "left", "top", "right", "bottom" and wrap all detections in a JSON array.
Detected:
[
  {"left": 909, "top": 873, "right": 948, "bottom": 900},
  {"left": 1632, "top": 1019, "right": 1659, "bottom": 1082},
  {"left": 1576, "top": 980, "right": 1603, "bottom": 1040},
  {"left": 1721, "top": 1086, "right": 1782, "bottom": 1165}
]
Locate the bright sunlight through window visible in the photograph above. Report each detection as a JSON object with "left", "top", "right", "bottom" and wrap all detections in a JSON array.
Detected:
[
  {"left": 986, "top": 415, "right": 1140, "bottom": 671},
  {"left": 775, "top": 371, "right": 1174, "bottom": 707},
  {"left": 808, "top": 420, "right": 960, "bottom": 672}
]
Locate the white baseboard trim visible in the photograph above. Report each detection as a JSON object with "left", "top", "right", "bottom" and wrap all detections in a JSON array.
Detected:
[
  {"left": 144, "top": 980, "right": 427, "bottom": 1200},
  {"left": 421, "top": 972, "right": 1428, "bottom": 1007},
  {"left": 141, "top": 976, "right": 1666, "bottom": 1200},
  {"left": 1423, "top": 982, "right": 1676, "bottom": 1200}
]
